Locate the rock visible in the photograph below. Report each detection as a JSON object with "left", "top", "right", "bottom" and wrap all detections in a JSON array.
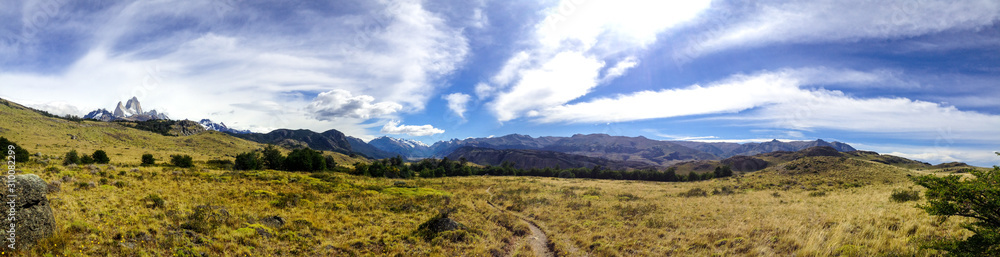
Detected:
[
  {"left": 258, "top": 216, "right": 285, "bottom": 228},
  {"left": 61, "top": 175, "right": 72, "bottom": 183},
  {"left": 47, "top": 181, "right": 61, "bottom": 193},
  {"left": 0, "top": 174, "right": 56, "bottom": 251},
  {"left": 418, "top": 213, "right": 463, "bottom": 234}
]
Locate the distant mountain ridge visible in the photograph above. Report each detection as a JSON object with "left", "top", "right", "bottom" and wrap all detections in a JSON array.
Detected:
[
  {"left": 670, "top": 139, "right": 856, "bottom": 158},
  {"left": 369, "top": 136, "right": 432, "bottom": 159},
  {"left": 446, "top": 146, "right": 659, "bottom": 171},
  {"left": 84, "top": 96, "right": 169, "bottom": 121},
  {"left": 198, "top": 119, "right": 251, "bottom": 134}
]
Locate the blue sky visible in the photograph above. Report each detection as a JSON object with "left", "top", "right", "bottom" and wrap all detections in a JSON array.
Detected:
[{"left": 1, "top": 0, "right": 999, "bottom": 166}]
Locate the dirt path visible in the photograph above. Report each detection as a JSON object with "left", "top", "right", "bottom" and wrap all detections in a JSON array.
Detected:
[{"left": 486, "top": 186, "right": 554, "bottom": 257}]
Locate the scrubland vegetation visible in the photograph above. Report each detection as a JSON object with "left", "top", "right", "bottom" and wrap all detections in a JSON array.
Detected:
[{"left": 2, "top": 99, "right": 996, "bottom": 256}]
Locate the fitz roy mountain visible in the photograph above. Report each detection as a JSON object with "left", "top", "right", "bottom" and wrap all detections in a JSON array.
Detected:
[{"left": 84, "top": 97, "right": 169, "bottom": 121}]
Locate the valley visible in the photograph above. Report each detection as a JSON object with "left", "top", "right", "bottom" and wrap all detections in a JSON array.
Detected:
[{"left": 0, "top": 97, "right": 990, "bottom": 256}]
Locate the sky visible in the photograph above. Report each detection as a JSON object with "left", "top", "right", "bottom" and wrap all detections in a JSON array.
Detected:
[{"left": 1, "top": 0, "right": 999, "bottom": 166}]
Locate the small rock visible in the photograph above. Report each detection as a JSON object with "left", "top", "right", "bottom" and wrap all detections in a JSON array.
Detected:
[
  {"left": 61, "top": 175, "right": 73, "bottom": 183},
  {"left": 47, "top": 181, "right": 61, "bottom": 193},
  {"left": 259, "top": 216, "right": 285, "bottom": 228}
]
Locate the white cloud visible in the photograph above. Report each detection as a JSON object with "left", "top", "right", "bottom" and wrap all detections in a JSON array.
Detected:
[
  {"left": 307, "top": 89, "right": 402, "bottom": 120},
  {"left": 532, "top": 67, "right": 1000, "bottom": 145},
  {"left": 600, "top": 56, "right": 638, "bottom": 82},
  {"left": 491, "top": 51, "right": 604, "bottom": 121},
  {"left": 852, "top": 143, "right": 1000, "bottom": 167},
  {"left": 485, "top": 0, "right": 711, "bottom": 122},
  {"left": 443, "top": 93, "right": 471, "bottom": 119},
  {"left": 380, "top": 120, "right": 444, "bottom": 136},
  {"left": 676, "top": 0, "right": 1000, "bottom": 61},
  {"left": 0, "top": 0, "right": 470, "bottom": 138},
  {"left": 24, "top": 101, "right": 83, "bottom": 117}
]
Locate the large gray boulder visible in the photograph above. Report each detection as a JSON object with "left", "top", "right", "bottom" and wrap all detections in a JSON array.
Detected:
[{"left": 0, "top": 174, "right": 56, "bottom": 251}]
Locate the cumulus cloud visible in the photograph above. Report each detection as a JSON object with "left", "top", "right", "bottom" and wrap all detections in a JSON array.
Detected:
[
  {"left": 485, "top": 0, "right": 711, "bottom": 122},
  {"left": 443, "top": 93, "right": 471, "bottom": 119},
  {"left": 0, "top": 0, "right": 469, "bottom": 137},
  {"left": 307, "top": 89, "right": 402, "bottom": 120},
  {"left": 675, "top": 0, "right": 1000, "bottom": 61},
  {"left": 380, "top": 120, "right": 444, "bottom": 136}
]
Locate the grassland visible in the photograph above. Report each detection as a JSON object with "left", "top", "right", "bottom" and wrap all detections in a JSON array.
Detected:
[{"left": 0, "top": 98, "right": 980, "bottom": 256}]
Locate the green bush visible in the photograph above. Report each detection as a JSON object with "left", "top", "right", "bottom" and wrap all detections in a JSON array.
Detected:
[
  {"left": 261, "top": 144, "right": 285, "bottom": 170},
  {"left": 141, "top": 154, "right": 155, "bottom": 166},
  {"left": 284, "top": 148, "right": 325, "bottom": 172},
  {"left": 91, "top": 150, "right": 110, "bottom": 164},
  {"left": 143, "top": 194, "right": 165, "bottom": 209},
  {"left": 889, "top": 189, "right": 921, "bottom": 203},
  {"left": 63, "top": 150, "right": 80, "bottom": 166},
  {"left": 0, "top": 137, "right": 30, "bottom": 163},
  {"left": 170, "top": 155, "right": 193, "bottom": 168},
  {"left": 912, "top": 158, "right": 1000, "bottom": 256},
  {"left": 80, "top": 155, "right": 94, "bottom": 165},
  {"left": 234, "top": 152, "right": 262, "bottom": 170},
  {"left": 679, "top": 188, "right": 707, "bottom": 197},
  {"left": 808, "top": 191, "right": 827, "bottom": 197}
]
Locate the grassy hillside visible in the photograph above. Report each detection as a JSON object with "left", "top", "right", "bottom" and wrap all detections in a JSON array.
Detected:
[
  {"left": 0, "top": 98, "right": 984, "bottom": 256},
  {"left": 0, "top": 98, "right": 367, "bottom": 166}
]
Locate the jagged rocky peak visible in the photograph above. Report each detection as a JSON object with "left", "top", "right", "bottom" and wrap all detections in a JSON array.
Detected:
[
  {"left": 125, "top": 96, "right": 143, "bottom": 115},
  {"left": 85, "top": 96, "right": 168, "bottom": 121}
]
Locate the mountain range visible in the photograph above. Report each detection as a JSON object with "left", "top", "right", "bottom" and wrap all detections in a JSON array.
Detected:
[
  {"left": 74, "top": 97, "right": 863, "bottom": 170},
  {"left": 84, "top": 96, "right": 169, "bottom": 121}
]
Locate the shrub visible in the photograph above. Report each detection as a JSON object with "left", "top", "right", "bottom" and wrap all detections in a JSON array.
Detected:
[
  {"left": 680, "top": 188, "right": 707, "bottom": 197},
  {"left": 141, "top": 154, "right": 155, "bottom": 166},
  {"left": 80, "top": 155, "right": 94, "bottom": 165},
  {"left": 170, "top": 155, "right": 193, "bottom": 168},
  {"left": 808, "top": 191, "right": 827, "bottom": 197},
  {"left": 261, "top": 144, "right": 285, "bottom": 170},
  {"left": 234, "top": 152, "right": 262, "bottom": 170},
  {"left": 63, "top": 150, "right": 80, "bottom": 166},
  {"left": 889, "top": 189, "right": 921, "bottom": 203},
  {"left": 143, "top": 194, "right": 165, "bottom": 209},
  {"left": 0, "top": 137, "right": 30, "bottom": 163},
  {"left": 912, "top": 159, "right": 1000, "bottom": 256},
  {"left": 284, "top": 148, "right": 325, "bottom": 172},
  {"left": 91, "top": 150, "right": 110, "bottom": 164}
]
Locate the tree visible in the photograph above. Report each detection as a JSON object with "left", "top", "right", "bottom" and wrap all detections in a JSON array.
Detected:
[
  {"left": 714, "top": 165, "right": 733, "bottom": 178},
  {"left": 234, "top": 152, "right": 262, "bottom": 170},
  {"left": 664, "top": 167, "right": 679, "bottom": 182},
  {"left": 171, "top": 155, "right": 194, "bottom": 168},
  {"left": 92, "top": 150, "right": 110, "bottom": 164},
  {"left": 261, "top": 144, "right": 285, "bottom": 170},
  {"left": 63, "top": 150, "right": 80, "bottom": 166},
  {"left": 325, "top": 155, "right": 337, "bottom": 170},
  {"left": 0, "top": 137, "right": 29, "bottom": 163},
  {"left": 911, "top": 153, "right": 1000, "bottom": 256},
  {"left": 141, "top": 154, "right": 155, "bottom": 166},
  {"left": 284, "top": 148, "right": 325, "bottom": 172}
]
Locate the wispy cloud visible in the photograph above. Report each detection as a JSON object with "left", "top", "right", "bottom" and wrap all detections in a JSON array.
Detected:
[
  {"left": 534, "top": 67, "right": 1000, "bottom": 144},
  {"left": 675, "top": 0, "right": 1000, "bottom": 61}
]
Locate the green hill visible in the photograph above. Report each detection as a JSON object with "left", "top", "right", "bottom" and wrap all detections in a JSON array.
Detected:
[{"left": 0, "top": 98, "right": 366, "bottom": 166}]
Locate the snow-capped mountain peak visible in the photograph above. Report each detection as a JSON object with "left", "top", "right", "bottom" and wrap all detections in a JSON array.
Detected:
[{"left": 198, "top": 119, "right": 251, "bottom": 134}]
